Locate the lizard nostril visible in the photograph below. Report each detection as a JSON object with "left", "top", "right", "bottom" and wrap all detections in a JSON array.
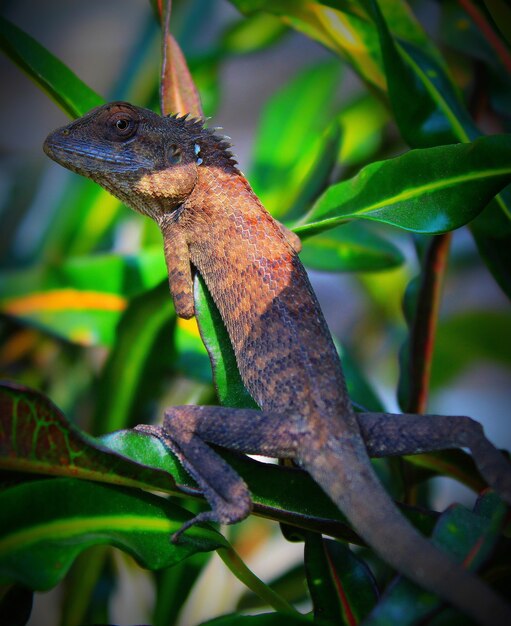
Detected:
[{"left": 62, "top": 129, "right": 70, "bottom": 136}]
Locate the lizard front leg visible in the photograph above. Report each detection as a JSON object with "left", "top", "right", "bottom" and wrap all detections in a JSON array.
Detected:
[
  {"left": 162, "top": 224, "right": 195, "bottom": 319},
  {"left": 136, "top": 405, "right": 301, "bottom": 541},
  {"left": 358, "top": 412, "right": 511, "bottom": 503}
]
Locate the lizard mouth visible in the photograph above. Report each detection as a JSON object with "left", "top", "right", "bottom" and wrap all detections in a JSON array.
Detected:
[{"left": 43, "top": 129, "right": 146, "bottom": 175}]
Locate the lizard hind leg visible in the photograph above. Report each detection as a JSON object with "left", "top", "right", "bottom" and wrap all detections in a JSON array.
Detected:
[
  {"left": 135, "top": 404, "right": 301, "bottom": 541},
  {"left": 357, "top": 412, "right": 511, "bottom": 504},
  {"left": 134, "top": 415, "right": 253, "bottom": 542}
]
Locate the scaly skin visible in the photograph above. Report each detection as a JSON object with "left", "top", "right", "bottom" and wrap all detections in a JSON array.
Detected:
[{"left": 44, "top": 102, "right": 511, "bottom": 625}]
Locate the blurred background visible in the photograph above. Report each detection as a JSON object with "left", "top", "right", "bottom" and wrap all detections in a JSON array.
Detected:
[{"left": 1, "top": 1, "right": 510, "bottom": 624}]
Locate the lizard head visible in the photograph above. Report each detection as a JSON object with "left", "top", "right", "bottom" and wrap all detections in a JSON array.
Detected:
[{"left": 43, "top": 102, "right": 211, "bottom": 224}]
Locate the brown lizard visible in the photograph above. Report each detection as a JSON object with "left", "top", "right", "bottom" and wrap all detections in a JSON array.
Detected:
[{"left": 44, "top": 102, "right": 511, "bottom": 625}]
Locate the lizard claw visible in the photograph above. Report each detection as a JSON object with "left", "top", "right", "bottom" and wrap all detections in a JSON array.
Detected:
[{"left": 171, "top": 511, "right": 221, "bottom": 544}]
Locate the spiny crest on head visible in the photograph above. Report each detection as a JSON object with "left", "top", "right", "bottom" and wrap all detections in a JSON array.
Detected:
[{"left": 166, "top": 112, "right": 239, "bottom": 171}]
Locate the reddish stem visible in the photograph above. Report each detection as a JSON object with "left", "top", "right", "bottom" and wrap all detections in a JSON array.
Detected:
[
  {"left": 458, "top": 0, "right": 511, "bottom": 74},
  {"left": 406, "top": 233, "right": 452, "bottom": 414}
]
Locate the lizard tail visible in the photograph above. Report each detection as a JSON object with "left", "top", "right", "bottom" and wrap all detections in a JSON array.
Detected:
[
  {"left": 469, "top": 431, "right": 511, "bottom": 505},
  {"left": 301, "top": 436, "right": 511, "bottom": 626}
]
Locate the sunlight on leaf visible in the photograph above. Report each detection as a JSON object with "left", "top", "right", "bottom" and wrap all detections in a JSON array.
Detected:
[
  {"left": 0, "top": 478, "right": 226, "bottom": 590},
  {"left": 295, "top": 135, "right": 511, "bottom": 236}
]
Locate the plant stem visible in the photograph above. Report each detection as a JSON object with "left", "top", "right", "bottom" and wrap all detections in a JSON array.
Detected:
[
  {"left": 405, "top": 233, "right": 452, "bottom": 414},
  {"left": 217, "top": 546, "right": 301, "bottom": 616},
  {"left": 458, "top": 0, "right": 511, "bottom": 74},
  {"left": 399, "top": 233, "right": 452, "bottom": 505}
]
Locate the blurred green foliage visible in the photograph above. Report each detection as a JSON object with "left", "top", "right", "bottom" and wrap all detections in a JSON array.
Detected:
[{"left": 0, "top": 1, "right": 510, "bottom": 624}]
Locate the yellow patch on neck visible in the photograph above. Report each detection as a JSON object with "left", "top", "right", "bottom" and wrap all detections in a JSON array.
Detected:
[{"left": 134, "top": 165, "right": 197, "bottom": 206}]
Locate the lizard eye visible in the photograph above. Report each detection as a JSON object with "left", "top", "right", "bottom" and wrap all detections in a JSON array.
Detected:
[
  {"left": 169, "top": 145, "right": 182, "bottom": 164},
  {"left": 107, "top": 111, "right": 138, "bottom": 141},
  {"left": 112, "top": 117, "right": 135, "bottom": 136}
]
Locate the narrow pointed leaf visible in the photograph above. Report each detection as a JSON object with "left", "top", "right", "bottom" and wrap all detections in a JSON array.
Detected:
[
  {"left": 0, "top": 16, "right": 103, "bottom": 117},
  {"left": 194, "top": 274, "right": 258, "bottom": 408},
  {"left": 174, "top": 313, "right": 213, "bottom": 384},
  {"left": 200, "top": 613, "right": 315, "bottom": 626},
  {"left": 295, "top": 135, "right": 511, "bottom": 236},
  {"left": 369, "top": 0, "right": 477, "bottom": 147},
  {"left": 249, "top": 61, "right": 342, "bottom": 218},
  {"left": 153, "top": 553, "right": 209, "bottom": 626},
  {"left": 92, "top": 280, "right": 175, "bottom": 434},
  {"left": 0, "top": 478, "right": 226, "bottom": 590},
  {"left": 283, "top": 120, "right": 342, "bottom": 221},
  {"left": 342, "top": 347, "right": 385, "bottom": 413},
  {"left": 159, "top": 0, "right": 203, "bottom": 117},
  {"left": 161, "top": 33, "right": 203, "bottom": 118},
  {"left": 305, "top": 533, "right": 378, "bottom": 624},
  {"left": 471, "top": 191, "right": 511, "bottom": 298}
]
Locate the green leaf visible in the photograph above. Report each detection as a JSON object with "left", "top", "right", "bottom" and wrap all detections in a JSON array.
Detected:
[
  {"left": 471, "top": 190, "right": 511, "bottom": 298},
  {"left": 200, "top": 612, "right": 316, "bottom": 625},
  {"left": 0, "top": 249, "right": 167, "bottom": 347},
  {"left": 369, "top": 0, "right": 477, "bottom": 147},
  {"left": 431, "top": 311, "right": 511, "bottom": 389},
  {"left": 283, "top": 120, "right": 342, "bottom": 221},
  {"left": 341, "top": 347, "right": 385, "bottom": 413},
  {"left": 195, "top": 275, "right": 258, "bottom": 408},
  {"left": 300, "top": 223, "right": 404, "bottom": 272},
  {"left": 250, "top": 61, "right": 342, "bottom": 218},
  {"left": 338, "top": 94, "right": 389, "bottom": 167},
  {"left": 304, "top": 534, "right": 378, "bottom": 624},
  {"left": 59, "top": 545, "right": 110, "bottom": 626},
  {"left": 103, "top": 426, "right": 367, "bottom": 541},
  {"left": 189, "top": 53, "right": 221, "bottom": 118},
  {"left": 294, "top": 135, "right": 511, "bottom": 236},
  {"left": 363, "top": 492, "right": 507, "bottom": 626},
  {"left": 370, "top": 0, "right": 511, "bottom": 297},
  {"left": 230, "top": 0, "right": 438, "bottom": 93},
  {"left": 0, "top": 478, "right": 226, "bottom": 591},
  {"left": 0, "top": 381, "right": 178, "bottom": 492},
  {"left": 174, "top": 310, "right": 213, "bottom": 385},
  {"left": 483, "top": 0, "right": 511, "bottom": 46},
  {"left": 92, "top": 280, "right": 175, "bottom": 434},
  {"left": 0, "top": 16, "right": 103, "bottom": 117},
  {"left": 403, "top": 450, "right": 486, "bottom": 494},
  {"left": 41, "top": 176, "right": 124, "bottom": 260},
  {"left": 153, "top": 553, "right": 210, "bottom": 626},
  {"left": 220, "top": 12, "right": 288, "bottom": 54}
]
